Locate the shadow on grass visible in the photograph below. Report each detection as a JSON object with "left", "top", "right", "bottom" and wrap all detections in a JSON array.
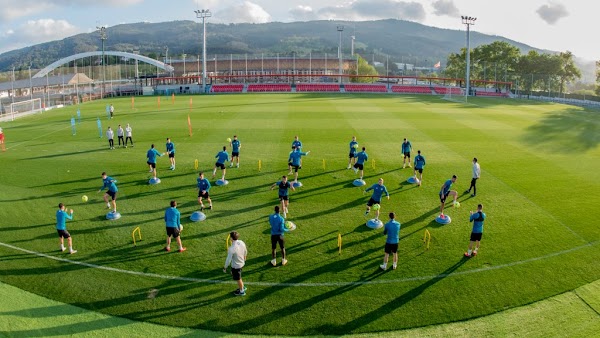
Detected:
[
  {"left": 21, "top": 147, "right": 109, "bottom": 160},
  {"left": 315, "top": 258, "right": 468, "bottom": 335},
  {"left": 521, "top": 108, "right": 600, "bottom": 152},
  {"left": 0, "top": 307, "right": 134, "bottom": 337}
]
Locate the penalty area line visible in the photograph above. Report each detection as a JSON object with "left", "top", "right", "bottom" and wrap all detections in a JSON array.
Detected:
[
  {"left": 0, "top": 241, "right": 597, "bottom": 287},
  {"left": 6, "top": 124, "right": 72, "bottom": 151}
]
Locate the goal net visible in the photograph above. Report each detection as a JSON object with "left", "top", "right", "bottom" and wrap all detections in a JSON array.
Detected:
[
  {"left": 442, "top": 86, "right": 466, "bottom": 103},
  {"left": 7, "top": 98, "right": 42, "bottom": 121}
]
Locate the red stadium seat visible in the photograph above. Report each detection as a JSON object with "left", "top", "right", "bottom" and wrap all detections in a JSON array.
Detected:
[
  {"left": 391, "top": 85, "right": 433, "bottom": 94},
  {"left": 344, "top": 84, "right": 387, "bottom": 93},
  {"left": 210, "top": 84, "right": 244, "bottom": 93}
]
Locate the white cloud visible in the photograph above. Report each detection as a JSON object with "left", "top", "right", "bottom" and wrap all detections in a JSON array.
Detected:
[
  {"left": 297, "top": 0, "right": 426, "bottom": 22},
  {"left": 216, "top": 1, "right": 272, "bottom": 23},
  {"left": 432, "top": 0, "right": 459, "bottom": 17},
  {"left": 0, "top": 0, "right": 143, "bottom": 20},
  {"left": 536, "top": 1, "right": 569, "bottom": 25},
  {"left": 289, "top": 5, "right": 317, "bottom": 21},
  {"left": 0, "top": 19, "right": 80, "bottom": 53}
]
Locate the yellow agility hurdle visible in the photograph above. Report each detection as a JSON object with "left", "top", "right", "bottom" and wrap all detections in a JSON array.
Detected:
[
  {"left": 132, "top": 227, "right": 142, "bottom": 246},
  {"left": 423, "top": 229, "right": 431, "bottom": 250}
]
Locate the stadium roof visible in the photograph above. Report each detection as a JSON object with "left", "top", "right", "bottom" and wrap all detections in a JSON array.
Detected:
[{"left": 0, "top": 73, "right": 94, "bottom": 92}]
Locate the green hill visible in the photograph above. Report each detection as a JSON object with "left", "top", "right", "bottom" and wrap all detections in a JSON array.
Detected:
[{"left": 0, "top": 19, "right": 544, "bottom": 71}]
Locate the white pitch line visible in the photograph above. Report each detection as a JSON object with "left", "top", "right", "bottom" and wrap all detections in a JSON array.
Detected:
[
  {"left": 5, "top": 124, "right": 72, "bottom": 151},
  {"left": 0, "top": 241, "right": 597, "bottom": 287}
]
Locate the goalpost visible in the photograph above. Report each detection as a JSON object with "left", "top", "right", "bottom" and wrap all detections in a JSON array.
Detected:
[
  {"left": 442, "top": 86, "right": 466, "bottom": 103},
  {"left": 7, "top": 98, "right": 42, "bottom": 121}
]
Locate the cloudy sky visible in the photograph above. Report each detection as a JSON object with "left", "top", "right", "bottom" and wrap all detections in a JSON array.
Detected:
[{"left": 0, "top": 0, "right": 595, "bottom": 60}]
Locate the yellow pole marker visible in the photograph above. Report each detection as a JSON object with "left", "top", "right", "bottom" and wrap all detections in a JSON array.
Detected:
[
  {"left": 194, "top": 159, "right": 199, "bottom": 170},
  {"left": 323, "top": 159, "right": 326, "bottom": 171},
  {"left": 258, "top": 159, "right": 262, "bottom": 172},
  {"left": 157, "top": 96, "right": 161, "bottom": 109},
  {"left": 226, "top": 233, "right": 232, "bottom": 251},
  {"left": 171, "top": 92, "right": 175, "bottom": 104},
  {"left": 132, "top": 227, "right": 142, "bottom": 246},
  {"left": 337, "top": 233, "right": 342, "bottom": 254},
  {"left": 372, "top": 159, "right": 376, "bottom": 169}
]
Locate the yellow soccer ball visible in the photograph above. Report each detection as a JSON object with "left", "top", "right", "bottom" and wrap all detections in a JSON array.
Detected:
[{"left": 82, "top": 195, "right": 88, "bottom": 202}]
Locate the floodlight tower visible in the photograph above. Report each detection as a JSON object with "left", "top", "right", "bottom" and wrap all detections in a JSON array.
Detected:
[
  {"left": 461, "top": 16, "right": 476, "bottom": 101},
  {"left": 195, "top": 9, "right": 211, "bottom": 93},
  {"left": 337, "top": 25, "right": 344, "bottom": 83},
  {"left": 96, "top": 25, "right": 107, "bottom": 99}
]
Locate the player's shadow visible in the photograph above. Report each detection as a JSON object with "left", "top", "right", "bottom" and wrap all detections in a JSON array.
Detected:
[
  {"left": 0, "top": 188, "right": 92, "bottom": 202},
  {"left": 291, "top": 197, "right": 366, "bottom": 221},
  {"left": 185, "top": 215, "right": 266, "bottom": 241},
  {"left": 0, "top": 222, "right": 53, "bottom": 231},
  {"left": 22, "top": 148, "right": 108, "bottom": 160},
  {"left": 219, "top": 247, "right": 387, "bottom": 332},
  {"left": 316, "top": 257, "right": 468, "bottom": 335}
]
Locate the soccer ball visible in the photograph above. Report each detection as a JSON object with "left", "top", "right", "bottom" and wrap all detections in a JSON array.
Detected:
[
  {"left": 284, "top": 221, "right": 296, "bottom": 231},
  {"left": 353, "top": 144, "right": 359, "bottom": 149},
  {"left": 454, "top": 201, "right": 461, "bottom": 208},
  {"left": 179, "top": 225, "right": 184, "bottom": 232},
  {"left": 82, "top": 195, "right": 88, "bottom": 202},
  {"left": 227, "top": 137, "right": 232, "bottom": 143},
  {"left": 372, "top": 203, "right": 381, "bottom": 211}
]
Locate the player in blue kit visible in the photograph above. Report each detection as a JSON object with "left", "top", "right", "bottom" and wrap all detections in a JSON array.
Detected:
[
  {"left": 197, "top": 172, "right": 212, "bottom": 211},
  {"left": 347, "top": 136, "right": 358, "bottom": 169},
  {"left": 164, "top": 200, "right": 186, "bottom": 252},
  {"left": 288, "top": 136, "right": 303, "bottom": 173},
  {"left": 288, "top": 146, "right": 310, "bottom": 183},
  {"left": 353, "top": 147, "right": 368, "bottom": 180},
  {"left": 147, "top": 144, "right": 164, "bottom": 179},
  {"left": 270, "top": 175, "right": 295, "bottom": 217},
  {"left": 166, "top": 138, "right": 176, "bottom": 170},
  {"left": 439, "top": 175, "right": 458, "bottom": 216},
  {"left": 213, "top": 146, "right": 230, "bottom": 181},
  {"left": 365, "top": 178, "right": 390, "bottom": 219},
  {"left": 269, "top": 206, "right": 288, "bottom": 267},
  {"left": 230, "top": 135, "right": 241, "bottom": 168},
  {"left": 56, "top": 203, "right": 76, "bottom": 254},
  {"left": 465, "top": 204, "right": 486, "bottom": 257},
  {"left": 401, "top": 138, "right": 412, "bottom": 168},
  {"left": 380, "top": 212, "right": 401, "bottom": 270},
  {"left": 414, "top": 150, "right": 426, "bottom": 187},
  {"left": 98, "top": 172, "right": 118, "bottom": 213},
  {"left": 292, "top": 135, "right": 302, "bottom": 151}
]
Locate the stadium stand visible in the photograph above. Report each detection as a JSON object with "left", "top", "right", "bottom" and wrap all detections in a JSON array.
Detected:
[
  {"left": 247, "top": 83, "right": 292, "bottom": 92},
  {"left": 296, "top": 83, "right": 341, "bottom": 92},
  {"left": 433, "top": 87, "right": 463, "bottom": 95},
  {"left": 475, "top": 90, "right": 509, "bottom": 98},
  {"left": 344, "top": 84, "right": 388, "bottom": 93},
  {"left": 211, "top": 84, "right": 244, "bottom": 93},
  {"left": 391, "top": 85, "right": 433, "bottom": 94}
]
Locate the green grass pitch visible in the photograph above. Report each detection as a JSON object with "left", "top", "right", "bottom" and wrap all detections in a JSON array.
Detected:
[{"left": 0, "top": 93, "right": 599, "bottom": 335}]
